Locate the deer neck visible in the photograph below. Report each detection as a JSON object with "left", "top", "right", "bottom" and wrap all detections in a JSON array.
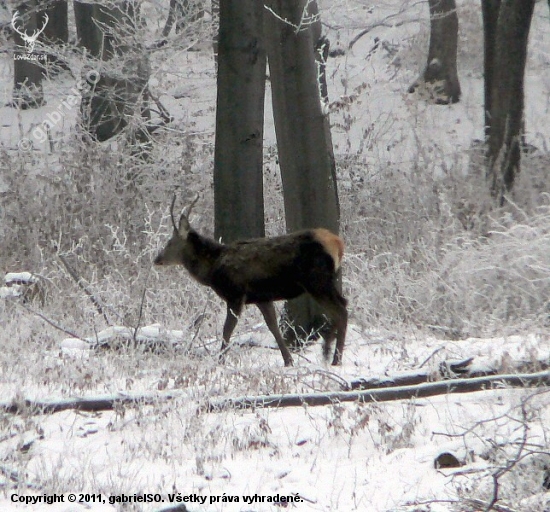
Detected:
[{"left": 184, "top": 232, "right": 224, "bottom": 285}]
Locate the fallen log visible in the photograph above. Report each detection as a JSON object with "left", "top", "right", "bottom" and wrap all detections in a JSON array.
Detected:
[
  {"left": 2, "top": 371, "right": 548, "bottom": 416},
  {"left": 1, "top": 391, "right": 184, "bottom": 415},
  {"left": 349, "top": 358, "right": 550, "bottom": 390},
  {"left": 206, "top": 370, "right": 550, "bottom": 411}
]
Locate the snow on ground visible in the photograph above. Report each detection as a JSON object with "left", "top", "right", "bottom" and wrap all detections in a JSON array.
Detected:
[
  {"left": 1, "top": 325, "right": 549, "bottom": 511},
  {"left": 1, "top": 0, "right": 550, "bottom": 511}
]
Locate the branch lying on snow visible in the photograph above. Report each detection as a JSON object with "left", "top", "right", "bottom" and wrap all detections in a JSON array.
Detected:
[
  {"left": 2, "top": 371, "right": 548, "bottom": 416},
  {"left": 349, "top": 357, "right": 550, "bottom": 390},
  {"left": 60, "top": 324, "right": 185, "bottom": 352},
  {"left": 1, "top": 391, "right": 184, "bottom": 415},
  {"left": 206, "top": 370, "right": 550, "bottom": 412}
]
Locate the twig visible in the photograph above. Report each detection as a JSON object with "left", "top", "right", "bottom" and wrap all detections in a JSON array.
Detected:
[
  {"left": 15, "top": 302, "right": 85, "bottom": 341},
  {"left": 133, "top": 268, "right": 151, "bottom": 343},
  {"left": 465, "top": 497, "right": 519, "bottom": 512},
  {"left": 147, "top": 87, "right": 173, "bottom": 124},
  {"left": 348, "top": 10, "right": 423, "bottom": 50},
  {"left": 484, "top": 399, "right": 530, "bottom": 512},
  {"left": 264, "top": 1, "right": 319, "bottom": 34},
  {"left": 57, "top": 253, "right": 111, "bottom": 325}
]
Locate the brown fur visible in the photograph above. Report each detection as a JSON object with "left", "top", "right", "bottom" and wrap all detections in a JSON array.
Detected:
[
  {"left": 155, "top": 201, "right": 348, "bottom": 366},
  {"left": 313, "top": 228, "right": 344, "bottom": 270}
]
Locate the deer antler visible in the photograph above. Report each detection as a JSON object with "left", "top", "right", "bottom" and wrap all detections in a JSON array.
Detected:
[
  {"left": 185, "top": 193, "right": 200, "bottom": 219},
  {"left": 169, "top": 195, "right": 178, "bottom": 232}
]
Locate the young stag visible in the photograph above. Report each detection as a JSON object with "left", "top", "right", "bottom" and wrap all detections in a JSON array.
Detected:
[{"left": 154, "top": 197, "right": 348, "bottom": 366}]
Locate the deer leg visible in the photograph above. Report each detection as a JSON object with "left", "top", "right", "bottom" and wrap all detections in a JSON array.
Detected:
[
  {"left": 331, "top": 302, "right": 348, "bottom": 366},
  {"left": 220, "top": 300, "right": 243, "bottom": 359},
  {"left": 311, "top": 290, "right": 348, "bottom": 366},
  {"left": 322, "top": 324, "right": 337, "bottom": 360},
  {"left": 256, "top": 302, "right": 293, "bottom": 367}
]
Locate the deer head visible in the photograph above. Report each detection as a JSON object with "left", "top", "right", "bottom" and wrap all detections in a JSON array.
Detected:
[{"left": 154, "top": 194, "right": 200, "bottom": 266}]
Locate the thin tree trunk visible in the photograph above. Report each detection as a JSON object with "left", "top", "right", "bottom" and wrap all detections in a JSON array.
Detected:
[
  {"left": 265, "top": 0, "right": 340, "bottom": 346},
  {"left": 408, "top": 0, "right": 460, "bottom": 104},
  {"left": 162, "top": 0, "right": 178, "bottom": 38},
  {"left": 42, "top": 0, "right": 68, "bottom": 45},
  {"left": 486, "top": 0, "right": 535, "bottom": 203},
  {"left": 40, "top": 0, "right": 68, "bottom": 73},
  {"left": 213, "top": 0, "right": 266, "bottom": 242},
  {"left": 74, "top": 1, "right": 101, "bottom": 57},
  {"left": 162, "top": 0, "right": 204, "bottom": 37},
  {"left": 481, "top": 0, "right": 501, "bottom": 138}
]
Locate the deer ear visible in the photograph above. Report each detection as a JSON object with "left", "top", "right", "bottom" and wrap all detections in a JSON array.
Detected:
[{"left": 178, "top": 214, "right": 190, "bottom": 237}]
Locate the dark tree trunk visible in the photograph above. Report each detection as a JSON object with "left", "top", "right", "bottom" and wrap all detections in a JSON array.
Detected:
[
  {"left": 41, "top": 0, "right": 68, "bottom": 45},
  {"left": 12, "top": 1, "right": 45, "bottom": 109},
  {"left": 486, "top": 0, "right": 535, "bottom": 203},
  {"left": 265, "top": 0, "right": 341, "bottom": 347},
  {"left": 213, "top": 0, "right": 266, "bottom": 242},
  {"left": 38, "top": 0, "right": 68, "bottom": 74},
  {"left": 73, "top": 1, "right": 102, "bottom": 57},
  {"left": 75, "top": 1, "right": 150, "bottom": 143},
  {"left": 162, "top": 0, "right": 178, "bottom": 38},
  {"left": 408, "top": 0, "right": 461, "bottom": 104},
  {"left": 162, "top": 0, "right": 204, "bottom": 38},
  {"left": 481, "top": 0, "right": 501, "bottom": 137}
]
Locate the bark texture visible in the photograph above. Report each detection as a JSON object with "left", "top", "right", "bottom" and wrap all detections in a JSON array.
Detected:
[
  {"left": 485, "top": 0, "right": 535, "bottom": 202},
  {"left": 75, "top": 1, "right": 150, "bottom": 143},
  {"left": 408, "top": 0, "right": 461, "bottom": 104},
  {"left": 265, "top": 0, "right": 340, "bottom": 346},
  {"left": 213, "top": 0, "right": 267, "bottom": 242}
]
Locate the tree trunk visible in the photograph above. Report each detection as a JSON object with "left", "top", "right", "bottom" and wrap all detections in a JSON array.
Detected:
[
  {"left": 42, "top": 0, "right": 68, "bottom": 44},
  {"left": 162, "top": 0, "right": 178, "bottom": 38},
  {"left": 265, "top": 0, "right": 340, "bottom": 347},
  {"left": 213, "top": 0, "right": 267, "bottom": 242},
  {"left": 38, "top": 0, "right": 68, "bottom": 74},
  {"left": 43, "top": 1, "right": 68, "bottom": 42},
  {"left": 75, "top": 1, "right": 150, "bottom": 143},
  {"left": 307, "top": 1, "right": 329, "bottom": 108},
  {"left": 162, "top": 0, "right": 204, "bottom": 38},
  {"left": 486, "top": 0, "right": 535, "bottom": 203},
  {"left": 408, "top": 0, "right": 460, "bottom": 104},
  {"left": 481, "top": 0, "right": 501, "bottom": 137},
  {"left": 12, "top": 1, "right": 45, "bottom": 109},
  {"left": 74, "top": 0, "right": 101, "bottom": 57}
]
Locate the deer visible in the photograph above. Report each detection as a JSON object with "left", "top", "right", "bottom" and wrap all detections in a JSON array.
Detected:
[{"left": 154, "top": 196, "right": 348, "bottom": 367}]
